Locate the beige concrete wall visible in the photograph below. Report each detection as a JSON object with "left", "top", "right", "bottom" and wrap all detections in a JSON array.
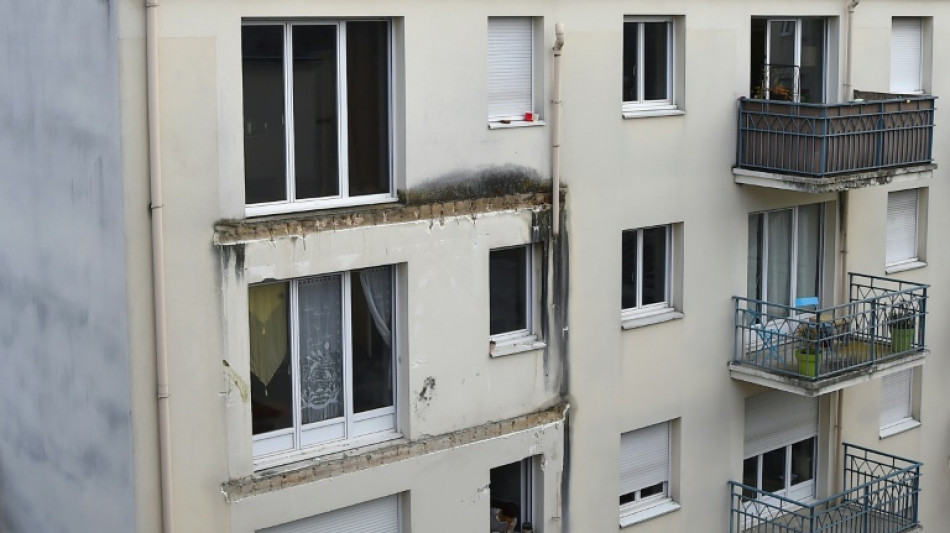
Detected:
[{"left": 116, "top": 0, "right": 950, "bottom": 531}]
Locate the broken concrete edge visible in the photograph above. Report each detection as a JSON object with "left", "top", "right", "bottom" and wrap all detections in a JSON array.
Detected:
[
  {"left": 732, "top": 163, "right": 936, "bottom": 193},
  {"left": 221, "top": 401, "right": 569, "bottom": 502},
  {"left": 213, "top": 192, "right": 563, "bottom": 246}
]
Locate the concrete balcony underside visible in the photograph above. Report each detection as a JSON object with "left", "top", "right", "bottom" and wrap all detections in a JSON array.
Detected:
[
  {"left": 729, "top": 350, "right": 926, "bottom": 397},
  {"left": 733, "top": 163, "right": 935, "bottom": 193}
]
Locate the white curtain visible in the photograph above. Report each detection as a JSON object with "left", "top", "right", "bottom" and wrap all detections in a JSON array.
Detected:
[
  {"left": 359, "top": 267, "right": 393, "bottom": 348},
  {"left": 298, "top": 275, "right": 344, "bottom": 424},
  {"left": 767, "top": 209, "right": 792, "bottom": 314}
]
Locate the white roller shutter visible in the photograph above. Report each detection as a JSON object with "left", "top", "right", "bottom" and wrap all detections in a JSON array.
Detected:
[
  {"left": 886, "top": 189, "right": 918, "bottom": 264},
  {"left": 619, "top": 421, "right": 670, "bottom": 495},
  {"left": 891, "top": 18, "right": 923, "bottom": 94},
  {"left": 881, "top": 369, "right": 913, "bottom": 428},
  {"left": 744, "top": 392, "right": 818, "bottom": 459},
  {"left": 260, "top": 495, "right": 399, "bottom": 533},
  {"left": 488, "top": 17, "right": 533, "bottom": 120}
]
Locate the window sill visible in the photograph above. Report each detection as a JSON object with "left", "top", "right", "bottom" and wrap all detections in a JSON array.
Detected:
[
  {"left": 879, "top": 418, "right": 921, "bottom": 439},
  {"left": 619, "top": 499, "right": 680, "bottom": 528},
  {"left": 622, "top": 109, "right": 685, "bottom": 119},
  {"left": 252, "top": 431, "right": 403, "bottom": 472},
  {"left": 488, "top": 120, "right": 546, "bottom": 130},
  {"left": 885, "top": 260, "right": 927, "bottom": 274},
  {"left": 490, "top": 336, "right": 546, "bottom": 357},
  {"left": 621, "top": 309, "right": 684, "bottom": 330},
  {"left": 245, "top": 195, "right": 399, "bottom": 218}
]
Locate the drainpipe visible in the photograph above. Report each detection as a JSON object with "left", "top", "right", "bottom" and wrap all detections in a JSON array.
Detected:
[
  {"left": 146, "top": 1, "right": 174, "bottom": 532},
  {"left": 551, "top": 23, "right": 564, "bottom": 236},
  {"left": 845, "top": 0, "right": 860, "bottom": 100},
  {"left": 834, "top": 189, "right": 848, "bottom": 495}
]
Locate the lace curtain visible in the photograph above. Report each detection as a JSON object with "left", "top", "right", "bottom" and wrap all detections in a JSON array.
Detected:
[{"left": 298, "top": 275, "right": 344, "bottom": 424}]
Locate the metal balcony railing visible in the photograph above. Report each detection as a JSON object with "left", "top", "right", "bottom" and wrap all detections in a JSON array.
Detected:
[
  {"left": 733, "top": 274, "right": 928, "bottom": 381},
  {"left": 730, "top": 443, "right": 922, "bottom": 533},
  {"left": 736, "top": 95, "right": 935, "bottom": 178}
]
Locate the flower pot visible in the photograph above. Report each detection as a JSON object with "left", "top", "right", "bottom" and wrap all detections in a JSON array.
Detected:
[
  {"left": 890, "top": 327, "right": 915, "bottom": 353},
  {"left": 795, "top": 350, "right": 820, "bottom": 377}
]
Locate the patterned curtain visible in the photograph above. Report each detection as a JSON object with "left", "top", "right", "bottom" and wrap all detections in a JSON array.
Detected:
[{"left": 298, "top": 275, "right": 344, "bottom": 424}]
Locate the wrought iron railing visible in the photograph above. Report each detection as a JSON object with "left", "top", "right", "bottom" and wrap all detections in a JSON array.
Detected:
[
  {"left": 729, "top": 444, "right": 922, "bottom": 533},
  {"left": 733, "top": 274, "right": 928, "bottom": 381},
  {"left": 736, "top": 95, "right": 936, "bottom": 178}
]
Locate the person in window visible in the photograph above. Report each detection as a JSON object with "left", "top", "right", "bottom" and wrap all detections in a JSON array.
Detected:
[{"left": 489, "top": 501, "right": 519, "bottom": 532}]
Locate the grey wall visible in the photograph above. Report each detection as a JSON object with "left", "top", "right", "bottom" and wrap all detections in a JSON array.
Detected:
[{"left": 0, "top": 1, "right": 136, "bottom": 531}]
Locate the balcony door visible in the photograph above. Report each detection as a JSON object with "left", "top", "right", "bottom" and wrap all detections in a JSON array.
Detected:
[
  {"left": 751, "top": 18, "right": 827, "bottom": 103},
  {"left": 748, "top": 204, "right": 823, "bottom": 318}
]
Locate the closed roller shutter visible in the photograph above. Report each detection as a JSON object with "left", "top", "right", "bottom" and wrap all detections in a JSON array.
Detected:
[
  {"left": 619, "top": 421, "right": 669, "bottom": 495},
  {"left": 260, "top": 495, "right": 399, "bottom": 533},
  {"left": 881, "top": 369, "right": 913, "bottom": 428},
  {"left": 744, "top": 391, "right": 818, "bottom": 459},
  {"left": 886, "top": 189, "right": 918, "bottom": 265},
  {"left": 488, "top": 17, "right": 533, "bottom": 120},
  {"left": 891, "top": 18, "right": 923, "bottom": 94}
]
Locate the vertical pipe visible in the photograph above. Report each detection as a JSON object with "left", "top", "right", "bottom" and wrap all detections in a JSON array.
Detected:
[
  {"left": 551, "top": 23, "right": 564, "bottom": 236},
  {"left": 146, "top": 1, "right": 174, "bottom": 532},
  {"left": 845, "top": 0, "right": 861, "bottom": 100}
]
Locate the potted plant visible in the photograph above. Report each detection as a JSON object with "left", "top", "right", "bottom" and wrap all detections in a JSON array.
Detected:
[
  {"left": 795, "top": 322, "right": 823, "bottom": 377},
  {"left": 889, "top": 304, "right": 917, "bottom": 353}
]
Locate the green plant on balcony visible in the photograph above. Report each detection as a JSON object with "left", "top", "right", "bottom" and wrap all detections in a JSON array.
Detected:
[
  {"left": 889, "top": 303, "right": 917, "bottom": 353},
  {"left": 795, "top": 322, "right": 823, "bottom": 377}
]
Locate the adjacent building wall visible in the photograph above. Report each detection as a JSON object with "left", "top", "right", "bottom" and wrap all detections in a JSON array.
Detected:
[{"left": 0, "top": 1, "right": 137, "bottom": 531}]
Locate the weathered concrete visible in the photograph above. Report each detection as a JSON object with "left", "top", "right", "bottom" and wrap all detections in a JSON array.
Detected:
[
  {"left": 222, "top": 402, "right": 568, "bottom": 501},
  {"left": 0, "top": 2, "right": 136, "bottom": 532}
]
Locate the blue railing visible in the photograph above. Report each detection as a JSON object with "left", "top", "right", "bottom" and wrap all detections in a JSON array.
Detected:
[
  {"left": 733, "top": 274, "right": 928, "bottom": 381},
  {"left": 730, "top": 443, "right": 922, "bottom": 533},
  {"left": 736, "top": 96, "right": 936, "bottom": 178}
]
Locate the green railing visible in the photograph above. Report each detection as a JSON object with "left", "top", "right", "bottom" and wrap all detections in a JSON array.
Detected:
[
  {"left": 733, "top": 274, "right": 928, "bottom": 381},
  {"left": 730, "top": 443, "right": 921, "bottom": 533}
]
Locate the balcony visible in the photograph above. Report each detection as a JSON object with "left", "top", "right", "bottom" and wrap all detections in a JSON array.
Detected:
[
  {"left": 730, "top": 274, "right": 928, "bottom": 396},
  {"left": 734, "top": 93, "right": 936, "bottom": 192},
  {"left": 730, "top": 443, "right": 922, "bottom": 533}
]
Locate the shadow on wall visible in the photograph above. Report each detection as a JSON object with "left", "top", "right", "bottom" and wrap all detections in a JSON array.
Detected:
[{"left": 402, "top": 165, "right": 547, "bottom": 205}]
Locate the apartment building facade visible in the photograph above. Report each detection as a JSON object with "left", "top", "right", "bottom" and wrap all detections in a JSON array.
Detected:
[{"left": 1, "top": 0, "right": 946, "bottom": 532}]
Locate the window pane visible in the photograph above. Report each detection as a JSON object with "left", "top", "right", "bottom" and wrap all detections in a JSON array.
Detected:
[
  {"left": 292, "top": 24, "right": 339, "bottom": 200},
  {"left": 767, "top": 210, "right": 792, "bottom": 313},
  {"left": 643, "top": 22, "right": 669, "bottom": 101},
  {"left": 748, "top": 214, "right": 764, "bottom": 303},
  {"left": 621, "top": 230, "right": 639, "bottom": 309},
  {"left": 796, "top": 204, "right": 821, "bottom": 302},
  {"left": 249, "top": 283, "right": 292, "bottom": 435},
  {"left": 640, "top": 482, "right": 664, "bottom": 498},
  {"left": 490, "top": 247, "right": 528, "bottom": 335},
  {"left": 347, "top": 21, "right": 391, "bottom": 196},
  {"left": 641, "top": 226, "right": 668, "bottom": 305},
  {"left": 742, "top": 457, "right": 759, "bottom": 499},
  {"left": 243, "top": 25, "right": 287, "bottom": 204},
  {"left": 762, "top": 447, "right": 787, "bottom": 493},
  {"left": 352, "top": 266, "right": 395, "bottom": 413},
  {"left": 298, "top": 275, "right": 344, "bottom": 425},
  {"left": 622, "top": 23, "right": 639, "bottom": 102},
  {"left": 790, "top": 438, "right": 815, "bottom": 486},
  {"left": 800, "top": 19, "right": 825, "bottom": 103}
]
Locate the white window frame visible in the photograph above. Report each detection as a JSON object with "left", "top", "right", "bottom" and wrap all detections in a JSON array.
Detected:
[
  {"left": 886, "top": 189, "right": 922, "bottom": 268},
  {"left": 490, "top": 457, "right": 540, "bottom": 531},
  {"left": 753, "top": 17, "right": 831, "bottom": 104},
  {"left": 621, "top": 225, "right": 673, "bottom": 319},
  {"left": 242, "top": 20, "right": 396, "bottom": 217},
  {"left": 748, "top": 204, "right": 824, "bottom": 311},
  {"left": 489, "top": 245, "right": 539, "bottom": 348},
  {"left": 880, "top": 368, "right": 920, "bottom": 437},
  {"left": 622, "top": 16, "right": 676, "bottom": 114},
  {"left": 891, "top": 17, "right": 924, "bottom": 94},
  {"left": 743, "top": 392, "right": 818, "bottom": 506},
  {"left": 619, "top": 421, "right": 680, "bottom": 527},
  {"left": 487, "top": 16, "right": 538, "bottom": 124},
  {"left": 250, "top": 268, "right": 399, "bottom": 464}
]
